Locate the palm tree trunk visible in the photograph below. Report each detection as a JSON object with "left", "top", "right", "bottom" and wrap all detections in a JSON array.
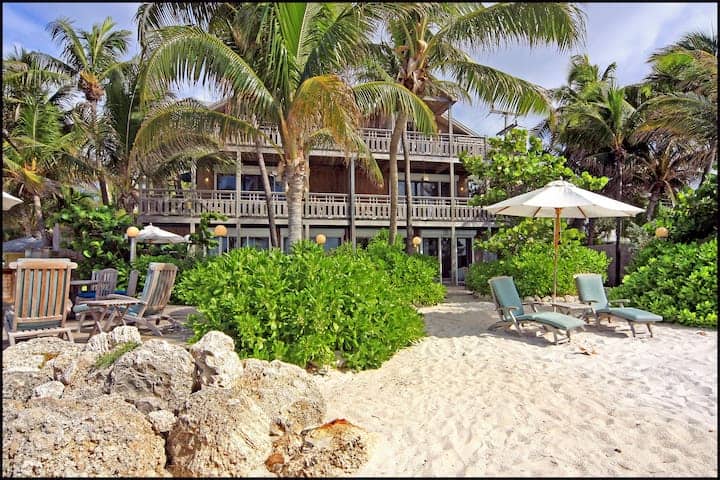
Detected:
[
  {"left": 388, "top": 112, "right": 407, "bottom": 245},
  {"left": 32, "top": 194, "right": 48, "bottom": 247},
  {"left": 286, "top": 160, "right": 305, "bottom": 247},
  {"left": 645, "top": 190, "right": 661, "bottom": 221},
  {"left": 402, "top": 130, "right": 413, "bottom": 254},
  {"left": 255, "top": 136, "right": 279, "bottom": 248},
  {"left": 91, "top": 100, "right": 111, "bottom": 205},
  {"left": 614, "top": 150, "right": 624, "bottom": 286}
]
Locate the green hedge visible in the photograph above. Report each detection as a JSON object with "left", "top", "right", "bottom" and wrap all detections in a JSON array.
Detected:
[
  {"left": 175, "top": 242, "right": 427, "bottom": 370},
  {"left": 363, "top": 235, "right": 446, "bottom": 306},
  {"left": 611, "top": 238, "right": 717, "bottom": 328},
  {"left": 466, "top": 242, "right": 610, "bottom": 297}
]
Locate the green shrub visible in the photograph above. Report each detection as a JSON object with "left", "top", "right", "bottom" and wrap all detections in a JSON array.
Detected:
[
  {"left": 131, "top": 254, "right": 203, "bottom": 303},
  {"left": 466, "top": 242, "right": 610, "bottom": 297},
  {"left": 176, "top": 242, "right": 426, "bottom": 370},
  {"left": 363, "top": 234, "right": 446, "bottom": 306},
  {"left": 611, "top": 238, "right": 717, "bottom": 328}
]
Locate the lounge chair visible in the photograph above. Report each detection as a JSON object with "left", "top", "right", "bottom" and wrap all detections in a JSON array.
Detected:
[
  {"left": 73, "top": 268, "right": 119, "bottom": 332},
  {"left": 105, "top": 262, "right": 179, "bottom": 336},
  {"left": 488, "top": 276, "right": 585, "bottom": 344},
  {"left": 574, "top": 273, "right": 662, "bottom": 337},
  {"left": 5, "top": 258, "right": 77, "bottom": 346}
]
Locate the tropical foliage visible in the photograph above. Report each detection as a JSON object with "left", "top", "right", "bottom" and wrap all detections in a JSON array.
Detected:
[{"left": 177, "top": 241, "right": 427, "bottom": 370}]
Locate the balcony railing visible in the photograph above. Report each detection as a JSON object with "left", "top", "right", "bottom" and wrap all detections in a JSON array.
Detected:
[
  {"left": 139, "top": 189, "right": 493, "bottom": 223},
  {"left": 244, "top": 126, "right": 486, "bottom": 158}
]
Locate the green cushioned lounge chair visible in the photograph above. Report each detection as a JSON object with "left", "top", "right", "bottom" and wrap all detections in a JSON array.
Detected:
[
  {"left": 488, "top": 276, "right": 585, "bottom": 345},
  {"left": 574, "top": 273, "right": 663, "bottom": 337}
]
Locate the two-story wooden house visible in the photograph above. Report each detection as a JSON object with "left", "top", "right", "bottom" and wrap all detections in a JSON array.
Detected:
[{"left": 137, "top": 98, "right": 496, "bottom": 284}]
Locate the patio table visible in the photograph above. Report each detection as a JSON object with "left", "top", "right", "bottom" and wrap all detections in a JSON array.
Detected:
[
  {"left": 78, "top": 297, "right": 140, "bottom": 335},
  {"left": 551, "top": 301, "right": 592, "bottom": 322}
]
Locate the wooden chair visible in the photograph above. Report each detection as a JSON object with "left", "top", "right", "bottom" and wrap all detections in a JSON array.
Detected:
[
  {"left": 6, "top": 258, "right": 77, "bottom": 346},
  {"left": 108, "top": 263, "right": 179, "bottom": 336},
  {"left": 74, "top": 268, "right": 119, "bottom": 332}
]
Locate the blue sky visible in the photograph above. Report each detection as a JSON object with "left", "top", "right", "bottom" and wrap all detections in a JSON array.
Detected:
[{"left": 3, "top": 2, "right": 717, "bottom": 137}]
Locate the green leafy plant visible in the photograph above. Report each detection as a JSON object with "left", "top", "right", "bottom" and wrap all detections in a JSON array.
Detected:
[
  {"left": 176, "top": 241, "right": 426, "bottom": 370},
  {"left": 188, "top": 212, "right": 229, "bottom": 254},
  {"left": 611, "top": 238, "right": 717, "bottom": 327},
  {"left": 93, "top": 341, "right": 140, "bottom": 369},
  {"left": 47, "top": 198, "right": 132, "bottom": 280},
  {"left": 466, "top": 242, "right": 610, "bottom": 297}
]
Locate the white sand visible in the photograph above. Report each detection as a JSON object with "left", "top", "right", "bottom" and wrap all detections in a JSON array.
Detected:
[{"left": 315, "top": 289, "right": 718, "bottom": 477}]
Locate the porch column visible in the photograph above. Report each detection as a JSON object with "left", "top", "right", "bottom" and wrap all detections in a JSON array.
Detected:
[
  {"left": 235, "top": 151, "right": 242, "bottom": 247},
  {"left": 450, "top": 149, "right": 457, "bottom": 286},
  {"left": 349, "top": 156, "right": 356, "bottom": 248}
]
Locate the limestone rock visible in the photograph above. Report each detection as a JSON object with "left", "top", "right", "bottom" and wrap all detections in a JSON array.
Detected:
[
  {"left": 84, "top": 332, "right": 112, "bottom": 355},
  {"left": 235, "top": 359, "right": 326, "bottom": 435},
  {"left": 3, "top": 337, "right": 82, "bottom": 375},
  {"left": 189, "top": 331, "right": 243, "bottom": 389},
  {"left": 2, "top": 371, "right": 53, "bottom": 402},
  {"left": 108, "top": 326, "right": 142, "bottom": 346},
  {"left": 106, "top": 339, "right": 194, "bottom": 413},
  {"left": 32, "top": 381, "right": 65, "bottom": 399},
  {"left": 147, "top": 409, "right": 176, "bottom": 435},
  {"left": 167, "top": 387, "right": 272, "bottom": 477},
  {"left": 2, "top": 395, "right": 166, "bottom": 477},
  {"left": 268, "top": 418, "right": 372, "bottom": 477},
  {"left": 50, "top": 350, "right": 100, "bottom": 386}
]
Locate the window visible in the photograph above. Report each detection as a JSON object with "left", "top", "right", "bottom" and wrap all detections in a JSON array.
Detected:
[
  {"left": 242, "top": 174, "right": 284, "bottom": 192},
  {"left": 322, "top": 237, "right": 342, "bottom": 251},
  {"left": 217, "top": 174, "right": 236, "bottom": 190},
  {"left": 241, "top": 236, "right": 269, "bottom": 250}
]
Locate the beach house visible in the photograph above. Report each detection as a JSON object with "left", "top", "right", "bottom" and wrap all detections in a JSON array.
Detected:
[{"left": 137, "top": 97, "right": 497, "bottom": 284}]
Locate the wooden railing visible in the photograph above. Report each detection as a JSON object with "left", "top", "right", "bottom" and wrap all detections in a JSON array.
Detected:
[
  {"left": 139, "top": 189, "right": 493, "bottom": 222},
  {"left": 247, "top": 126, "right": 486, "bottom": 158}
]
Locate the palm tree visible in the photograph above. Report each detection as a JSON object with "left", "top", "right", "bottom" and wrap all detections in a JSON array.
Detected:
[
  {"left": 3, "top": 93, "right": 85, "bottom": 243},
  {"left": 357, "top": 3, "right": 585, "bottom": 246},
  {"left": 639, "top": 31, "right": 717, "bottom": 185},
  {"left": 136, "top": 2, "right": 436, "bottom": 247},
  {"left": 46, "top": 16, "right": 131, "bottom": 205}
]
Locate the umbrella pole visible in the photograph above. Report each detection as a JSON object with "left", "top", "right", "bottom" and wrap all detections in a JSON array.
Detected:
[{"left": 553, "top": 208, "right": 561, "bottom": 305}]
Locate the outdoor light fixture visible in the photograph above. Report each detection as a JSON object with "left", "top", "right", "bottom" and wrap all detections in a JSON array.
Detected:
[
  {"left": 412, "top": 236, "right": 422, "bottom": 253},
  {"left": 315, "top": 234, "right": 327, "bottom": 245},
  {"left": 655, "top": 226, "right": 669, "bottom": 239},
  {"left": 213, "top": 225, "right": 228, "bottom": 255},
  {"left": 126, "top": 226, "right": 140, "bottom": 263}
]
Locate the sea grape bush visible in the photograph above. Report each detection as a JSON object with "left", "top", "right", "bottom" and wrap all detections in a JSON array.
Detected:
[
  {"left": 176, "top": 241, "right": 428, "bottom": 370},
  {"left": 466, "top": 242, "right": 610, "bottom": 297},
  {"left": 611, "top": 238, "right": 717, "bottom": 328}
]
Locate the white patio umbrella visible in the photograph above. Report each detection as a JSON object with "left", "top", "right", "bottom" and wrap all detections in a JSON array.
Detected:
[
  {"left": 3, "top": 191, "right": 23, "bottom": 210},
  {"left": 135, "top": 224, "right": 188, "bottom": 244},
  {"left": 483, "top": 180, "right": 644, "bottom": 301}
]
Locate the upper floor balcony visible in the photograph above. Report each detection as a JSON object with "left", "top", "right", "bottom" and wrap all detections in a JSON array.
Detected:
[
  {"left": 239, "top": 126, "right": 487, "bottom": 160},
  {"left": 139, "top": 189, "right": 494, "bottom": 226}
]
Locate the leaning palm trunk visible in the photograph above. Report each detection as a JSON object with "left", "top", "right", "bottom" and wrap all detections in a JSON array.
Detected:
[
  {"left": 32, "top": 194, "right": 48, "bottom": 247},
  {"left": 90, "top": 100, "right": 111, "bottom": 205},
  {"left": 254, "top": 136, "right": 279, "bottom": 248},
  {"left": 286, "top": 158, "right": 306, "bottom": 247},
  {"left": 402, "top": 130, "right": 413, "bottom": 253},
  {"left": 388, "top": 112, "right": 407, "bottom": 245}
]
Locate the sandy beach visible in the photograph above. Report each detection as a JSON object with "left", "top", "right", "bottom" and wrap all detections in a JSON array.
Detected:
[{"left": 315, "top": 288, "right": 718, "bottom": 477}]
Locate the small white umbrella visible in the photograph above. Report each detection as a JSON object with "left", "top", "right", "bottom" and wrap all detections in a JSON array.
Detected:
[
  {"left": 483, "top": 180, "right": 644, "bottom": 301},
  {"left": 3, "top": 191, "right": 23, "bottom": 210},
  {"left": 135, "top": 224, "right": 188, "bottom": 244}
]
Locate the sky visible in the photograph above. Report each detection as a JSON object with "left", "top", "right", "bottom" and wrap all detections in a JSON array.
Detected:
[{"left": 2, "top": 2, "right": 717, "bottom": 137}]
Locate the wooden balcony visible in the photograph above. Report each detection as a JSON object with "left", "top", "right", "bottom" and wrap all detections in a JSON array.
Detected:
[
  {"left": 242, "top": 127, "right": 486, "bottom": 159},
  {"left": 139, "top": 189, "right": 494, "bottom": 225}
]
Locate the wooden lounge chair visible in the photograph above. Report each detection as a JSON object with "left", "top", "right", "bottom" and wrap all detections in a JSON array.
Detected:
[
  {"left": 106, "top": 263, "right": 179, "bottom": 336},
  {"left": 574, "top": 273, "right": 663, "bottom": 337},
  {"left": 73, "top": 268, "right": 119, "bottom": 332},
  {"left": 6, "top": 258, "right": 77, "bottom": 346},
  {"left": 488, "top": 276, "right": 585, "bottom": 344}
]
